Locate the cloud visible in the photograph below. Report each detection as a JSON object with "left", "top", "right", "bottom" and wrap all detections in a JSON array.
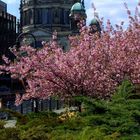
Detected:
[
  {"left": 2, "top": 0, "right": 20, "bottom": 18},
  {"left": 85, "top": 0, "right": 139, "bottom": 27},
  {"left": 2, "top": 0, "right": 18, "bottom": 4},
  {"left": 2, "top": 0, "right": 139, "bottom": 27}
]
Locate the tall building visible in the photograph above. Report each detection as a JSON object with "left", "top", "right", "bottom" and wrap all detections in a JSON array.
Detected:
[
  {"left": 0, "top": 1, "right": 18, "bottom": 116},
  {"left": 0, "top": 1, "right": 16, "bottom": 58},
  {"left": 19, "top": 0, "right": 81, "bottom": 49},
  {"left": 0, "top": 0, "right": 7, "bottom": 12}
]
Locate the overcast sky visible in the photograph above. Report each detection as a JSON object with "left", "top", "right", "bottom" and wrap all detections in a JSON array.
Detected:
[{"left": 2, "top": 0, "right": 139, "bottom": 27}]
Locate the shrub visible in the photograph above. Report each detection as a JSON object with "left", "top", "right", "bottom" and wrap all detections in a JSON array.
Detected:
[
  {"left": 20, "top": 126, "right": 49, "bottom": 140},
  {"left": 27, "top": 111, "right": 58, "bottom": 120},
  {"left": 0, "top": 128, "right": 20, "bottom": 140},
  {"left": 0, "top": 120, "right": 6, "bottom": 129}
]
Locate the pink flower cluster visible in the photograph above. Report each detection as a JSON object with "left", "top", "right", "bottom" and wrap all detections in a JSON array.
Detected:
[{"left": 0, "top": 3, "right": 140, "bottom": 105}]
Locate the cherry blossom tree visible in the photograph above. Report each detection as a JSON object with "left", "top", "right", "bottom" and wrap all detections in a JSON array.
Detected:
[{"left": 0, "top": 2, "right": 140, "bottom": 105}]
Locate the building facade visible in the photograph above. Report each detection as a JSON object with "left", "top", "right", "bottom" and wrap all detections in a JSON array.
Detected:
[
  {"left": 20, "top": 0, "right": 81, "bottom": 49},
  {"left": 0, "top": 1, "right": 16, "bottom": 58},
  {"left": 0, "top": 0, "right": 7, "bottom": 12}
]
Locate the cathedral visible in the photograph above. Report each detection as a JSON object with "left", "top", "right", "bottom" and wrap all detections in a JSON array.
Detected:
[{"left": 19, "top": 0, "right": 86, "bottom": 49}]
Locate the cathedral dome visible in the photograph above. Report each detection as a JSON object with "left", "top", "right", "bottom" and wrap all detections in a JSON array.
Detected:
[
  {"left": 70, "top": 2, "right": 85, "bottom": 12},
  {"left": 89, "top": 17, "right": 101, "bottom": 34},
  {"left": 90, "top": 18, "right": 99, "bottom": 26},
  {"left": 69, "top": 2, "right": 87, "bottom": 19}
]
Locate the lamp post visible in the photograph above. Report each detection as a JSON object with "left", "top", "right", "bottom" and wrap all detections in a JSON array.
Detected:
[
  {"left": 14, "top": 33, "right": 37, "bottom": 114},
  {"left": 16, "top": 32, "right": 37, "bottom": 48}
]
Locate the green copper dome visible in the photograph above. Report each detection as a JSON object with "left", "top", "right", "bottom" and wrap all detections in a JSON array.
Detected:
[
  {"left": 89, "top": 17, "right": 101, "bottom": 34},
  {"left": 90, "top": 18, "right": 99, "bottom": 26},
  {"left": 71, "top": 2, "right": 85, "bottom": 12}
]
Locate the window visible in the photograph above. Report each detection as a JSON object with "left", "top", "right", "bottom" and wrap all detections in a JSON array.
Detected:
[
  {"left": 42, "top": 8, "right": 48, "bottom": 24},
  {"left": 47, "top": 8, "right": 52, "bottom": 24},
  {"left": 35, "top": 8, "right": 42, "bottom": 24},
  {"left": 53, "top": 8, "right": 60, "bottom": 24},
  {"left": 60, "top": 8, "right": 64, "bottom": 24},
  {"left": 64, "top": 10, "right": 69, "bottom": 24}
]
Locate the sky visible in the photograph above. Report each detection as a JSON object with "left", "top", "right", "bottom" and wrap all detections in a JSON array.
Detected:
[{"left": 2, "top": 0, "right": 139, "bottom": 27}]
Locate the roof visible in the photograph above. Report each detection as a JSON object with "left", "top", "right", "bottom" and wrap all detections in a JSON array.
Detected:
[
  {"left": 90, "top": 18, "right": 99, "bottom": 26},
  {"left": 71, "top": 2, "right": 85, "bottom": 12}
]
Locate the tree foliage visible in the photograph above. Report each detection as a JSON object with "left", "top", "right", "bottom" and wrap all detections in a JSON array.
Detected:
[{"left": 0, "top": 3, "right": 140, "bottom": 105}]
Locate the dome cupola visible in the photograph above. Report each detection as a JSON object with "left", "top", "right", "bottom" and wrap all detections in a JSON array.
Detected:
[
  {"left": 69, "top": 0, "right": 87, "bottom": 20},
  {"left": 89, "top": 12, "right": 101, "bottom": 34},
  {"left": 69, "top": 0, "right": 86, "bottom": 32}
]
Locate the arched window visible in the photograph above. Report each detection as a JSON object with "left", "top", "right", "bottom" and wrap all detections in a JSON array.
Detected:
[
  {"left": 53, "top": 8, "right": 60, "bottom": 24},
  {"left": 42, "top": 8, "right": 48, "bottom": 24},
  {"left": 64, "top": 10, "right": 70, "bottom": 24},
  {"left": 60, "top": 8, "right": 64, "bottom": 24},
  {"left": 35, "top": 8, "right": 42, "bottom": 24},
  {"left": 47, "top": 8, "right": 52, "bottom": 24}
]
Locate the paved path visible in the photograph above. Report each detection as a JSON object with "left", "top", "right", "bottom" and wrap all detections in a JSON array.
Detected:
[
  {"left": 53, "top": 107, "right": 77, "bottom": 114},
  {"left": 4, "top": 120, "right": 17, "bottom": 128}
]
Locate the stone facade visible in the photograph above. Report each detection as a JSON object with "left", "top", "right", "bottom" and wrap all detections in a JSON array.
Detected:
[
  {"left": 0, "top": 1, "right": 17, "bottom": 113},
  {"left": 20, "top": 0, "right": 81, "bottom": 49},
  {"left": 0, "top": 0, "right": 7, "bottom": 12},
  {"left": 0, "top": 1, "right": 16, "bottom": 59}
]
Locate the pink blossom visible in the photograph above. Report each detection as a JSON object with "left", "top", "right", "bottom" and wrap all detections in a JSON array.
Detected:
[{"left": 0, "top": 3, "right": 140, "bottom": 105}]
